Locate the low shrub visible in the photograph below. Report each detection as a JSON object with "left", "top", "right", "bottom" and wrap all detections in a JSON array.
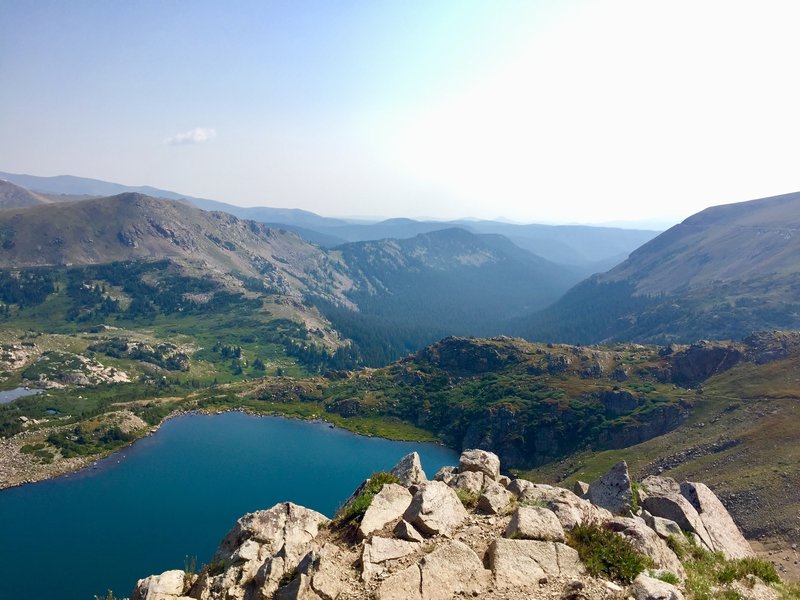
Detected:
[{"left": 566, "top": 522, "right": 651, "bottom": 584}]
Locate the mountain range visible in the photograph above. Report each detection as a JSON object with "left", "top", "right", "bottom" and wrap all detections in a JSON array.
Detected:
[{"left": 0, "top": 171, "right": 659, "bottom": 272}]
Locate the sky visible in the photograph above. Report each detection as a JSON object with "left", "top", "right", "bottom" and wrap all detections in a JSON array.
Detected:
[{"left": 2, "top": 0, "right": 799, "bottom": 227}]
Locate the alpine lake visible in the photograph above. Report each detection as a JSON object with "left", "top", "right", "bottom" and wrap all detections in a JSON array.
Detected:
[{"left": 0, "top": 411, "right": 458, "bottom": 600}]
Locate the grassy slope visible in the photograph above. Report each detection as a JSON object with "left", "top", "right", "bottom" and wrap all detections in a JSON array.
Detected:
[{"left": 524, "top": 354, "right": 800, "bottom": 545}]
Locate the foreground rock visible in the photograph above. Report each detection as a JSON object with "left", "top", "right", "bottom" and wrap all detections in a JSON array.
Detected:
[
  {"left": 129, "top": 450, "right": 772, "bottom": 600},
  {"left": 403, "top": 480, "right": 468, "bottom": 536}
]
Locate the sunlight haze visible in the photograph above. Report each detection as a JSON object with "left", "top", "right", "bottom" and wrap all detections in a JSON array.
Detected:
[{"left": 2, "top": 0, "right": 799, "bottom": 225}]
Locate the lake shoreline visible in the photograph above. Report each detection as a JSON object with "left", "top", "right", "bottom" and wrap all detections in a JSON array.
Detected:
[{"left": 0, "top": 404, "right": 448, "bottom": 492}]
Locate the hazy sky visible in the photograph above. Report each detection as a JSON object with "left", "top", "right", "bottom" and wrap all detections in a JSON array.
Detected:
[{"left": 2, "top": 0, "right": 799, "bottom": 226}]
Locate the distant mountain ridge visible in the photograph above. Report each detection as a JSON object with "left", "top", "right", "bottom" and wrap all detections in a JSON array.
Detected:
[
  {"left": 0, "top": 170, "right": 660, "bottom": 272},
  {"left": 520, "top": 191, "right": 800, "bottom": 344},
  {"left": 0, "top": 186, "right": 584, "bottom": 365}
]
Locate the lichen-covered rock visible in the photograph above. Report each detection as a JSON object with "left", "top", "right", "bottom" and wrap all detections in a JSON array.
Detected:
[
  {"left": 459, "top": 448, "right": 501, "bottom": 481},
  {"left": 433, "top": 465, "right": 456, "bottom": 484},
  {"left": 390, "top": 452, "right": 427, "bottom": 487},
  {"left": 504, "top": 506, "right": 566, "bottom": 542},
  {"left": 357, "top": 483, "right": 412, "bottom": 540},
  {"left": 587, "top": 461, "right": 633, "bottom": 515},
  {"left": 403, "top": 480, "right": 468, "bottom": 537},
  {"left": 680, "top": 481, "right": 754, "bottom": 559}
]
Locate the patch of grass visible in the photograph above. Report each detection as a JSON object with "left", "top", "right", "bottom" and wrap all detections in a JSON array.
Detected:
[
  {"left": 455, "top": 488, "right": 479, "bottom": 509},
  {"left": 566, "top": 522, "right": 651, "bottom": 584},
  {"left": 717, "top": 557, "right": 780, "bottom": 585},
  {"left": 683, "top": 536, "right": 782, "bottom": 600},
  {"left": 334, "top": 471, "right": 400, "bottom": 526},
  {"left": 654, "top": 570, "right": 680, "bottom": 585}
]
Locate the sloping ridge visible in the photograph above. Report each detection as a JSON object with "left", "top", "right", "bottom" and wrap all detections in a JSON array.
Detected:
[
  {"left": 605, "top": 191, "right": 800, "bottom": 294},
  {"left": 0, "top": 179, "right": 52, "bottom": 208},
  {"left": 519, "top": 191, "right": 800, "bottom": 344}
]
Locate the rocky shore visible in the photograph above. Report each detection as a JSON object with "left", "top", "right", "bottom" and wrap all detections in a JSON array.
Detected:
[{"left": 130, "top": 450, "right": 786, "bottom": 600}]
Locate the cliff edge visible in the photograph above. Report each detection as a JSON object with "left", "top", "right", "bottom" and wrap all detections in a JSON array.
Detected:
[{"left": 129, "top": 451, "right": 784, "bottom": 600}]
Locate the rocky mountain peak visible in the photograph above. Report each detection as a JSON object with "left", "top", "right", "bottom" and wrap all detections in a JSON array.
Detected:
[{"left": 130, "top": 451, "right": 776, "bottom": 600}]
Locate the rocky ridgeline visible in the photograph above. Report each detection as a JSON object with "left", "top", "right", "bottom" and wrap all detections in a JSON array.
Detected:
[{"left": 131, "top": 452, "right": 772, "bottom": 600}]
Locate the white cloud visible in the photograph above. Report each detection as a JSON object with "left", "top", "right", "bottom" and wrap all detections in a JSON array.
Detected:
[{"left": 165, "top": 127, "right": 217, "bottom": 145}]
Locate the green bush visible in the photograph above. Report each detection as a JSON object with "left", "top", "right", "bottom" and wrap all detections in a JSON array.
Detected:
[{"left": 566, "top": 522, "right": 651, "bottom": 584}]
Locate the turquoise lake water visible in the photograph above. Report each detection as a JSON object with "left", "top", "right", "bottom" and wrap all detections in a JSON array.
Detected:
[{"left": 0, "top": 412, "right": 458, "bottom": 600}]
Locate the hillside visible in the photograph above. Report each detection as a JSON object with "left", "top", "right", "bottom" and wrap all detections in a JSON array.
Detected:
[
  {"left": 520, "top": 191, "right": 800, "bottom": 344},
  {"left": 0, "top": 179, "right": 52, "bottom": 208},
  {"left": 319, "top": 229, "right": 583, "bottom": 365}
]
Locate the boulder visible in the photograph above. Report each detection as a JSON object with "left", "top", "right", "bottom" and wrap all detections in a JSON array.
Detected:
[
  {"left": 630, "top": 573, "right": 685, "bottom": 600},
  {"left": 641, "top": 477, "right": 715, "bottom": 551},
  {"left": 680, "top": 481, "right": 754, "bottom": 559},
  {"left": 275, "top": 573, "right": 321, "bottom": 600},
  {"left": 131, "top": 570, "right": 187, "bottom": 600},
  {"left": 607, "top": 517, "right": 685, "bottom": 579},
  {"left": 504, "top": 506, "right": 566, "bottom": 542},
  {"left": 433, "top": 466, "right": 456, "bottom": 485},
  {"left": 643, "top": 513, "right": 683, "bottom": 540},
  {"left": 280, "top": 543, "right": 345, "bottom": 600},
  {"left": 587, "top": 461, "right": 634, "bottom": 515},
  {"left": 459, "top": 449, "right": 501, "bottom": 481},
  {"left": 366, "top": 536, "right": 420, "bottom": 564},
  {"left": 488, "top": 538, "right": 584, "bottom": 588},
  {"left": 447, "top": 470, "right": 485, "bottom": 496},
  {"left": 419, "top": 540, "right": 491, "bottom": 600},
  {"left": 376, "top": 540, "right": 490, "bottom": 600},
  {"left": 393, "top": 519, "right": 425, "bottom": 542},
  {"left": 477, "top": 480, "right": 514, "bottom": 515},
  {"left": 509, "top": 479, "right": 612, "bottom": 530},
  {"left": 376, "top": 564, "right": 422, "bottom": 600},
  {"left": 403, "top": 480, "right": 468, "bottom": 537},
  {"left": 573, "top": 481, "right": 590, "bottom": 497},
  {"left": 357, "top": 483, "right": 412, "bottom": 540},
  {"left": 390, "top": 452, "right": 427, "bottom": 487}
]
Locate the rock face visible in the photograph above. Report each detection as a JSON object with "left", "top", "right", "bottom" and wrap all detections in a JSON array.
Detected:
[
  {"left": 504, "top": 506, "right": 566, "bottom": 542},
  {"left": 587, "top": 460, "right": 634, "bottom": 515},
  {"left": 403, "top": 480, "right": 468, "bottom": 536},
  {"left": 389, "top": 451, "right": 427, "bottom": 487},
  {"left": 357, "top": 483, "right": 412, "bottom": 540},
  {"left": 680, "top": 481, "right": 754, "bottom": 559},
  {"left": 129, "top": 453, "right": 764, "bottom": 600}
]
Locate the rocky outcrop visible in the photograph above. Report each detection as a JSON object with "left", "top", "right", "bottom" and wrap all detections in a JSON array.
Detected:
[
  {"left": 587, "top": 460, "right": 633, "bottom": 515},
  {"left": 130, "top": 451, "right": 768, "bottom": 600},
  {"left": 403, "top": 480, "right": 468, "bottom": 536},
  {"left": 389, "top": 451, "right": 427, "bottom": 487},
  {"left": 679, "top": 481, "right": 754, "bottom": 559}
]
